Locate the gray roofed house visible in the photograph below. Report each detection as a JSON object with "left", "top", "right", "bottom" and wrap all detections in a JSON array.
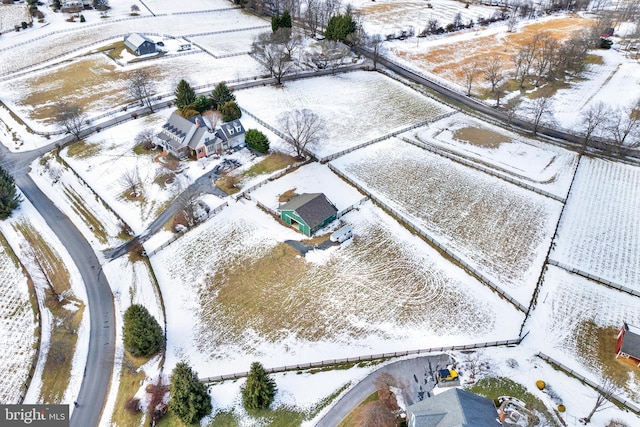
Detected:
[
  {"left": 124, "top": 33, "right": 156, "bottom": 56},
  {"left": 278, "top": 193, "right": 338, "bottom": 236},
  {"left": 617, "top": 322, "right": 640, "bottom": 366},
  {"left": 406, "top": 388, "right": 501, "bottom": 427},
  {"left": 216, "top": 119, "right": 246, "bottom": 148}
]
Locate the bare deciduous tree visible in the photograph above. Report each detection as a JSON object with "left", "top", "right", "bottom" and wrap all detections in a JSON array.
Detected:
[
  {"left": 54, "top": 102, "right": 87, "bottom": 141},
  {"left": 366, "top": 33, "right": 383, "bottom": 70},
  {"left": 461, "top": 61, "right": 478, "bottom": 96},
  {"left": 278, "top": 109, "right": 326, "bottom": 158},
  {"left": 128, "top": 69, "right": 157, "bottom": 112},
  {"left": 606, "top": 104, "right": 640, "bottom": 147},
  {"left": 504, "top": 97, "right": 522, "bottom": 126},
  {"left": 580, "top": 102, "right": 610, "bottom": 150},
  {"left": 135, "top": 128, "right": 156, "bottom": 150},
  {"left": 484, "top": 55, "right": 506, "bottom": 107},
  {"left": 120, "top": 167, "right": 142, "bottom": 198},
  {"left": 252, "top": 32, "right": 295, "bottom": 85},
  {"left": 525, "top": 95, "right": 554, "bottom": 134},
  {"left": 580, "top": 378, "right": 616, "bottom": 424},
  {"left": 203, "top": 110, "right": 221, "bottom": 131}
]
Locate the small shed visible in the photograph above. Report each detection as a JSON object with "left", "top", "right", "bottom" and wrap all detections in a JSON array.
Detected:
[
  {"left": 124, "top": 33, "right": 156, "bottom": 56},
  {"left": 616, "top": 322, "right": 640, "bottom": 366},
  {"left": 279, "top": 193, "right": 337, "bottom": 236},
  {"left": 406, "top": 388, "right": 501, "bottom": 427}
]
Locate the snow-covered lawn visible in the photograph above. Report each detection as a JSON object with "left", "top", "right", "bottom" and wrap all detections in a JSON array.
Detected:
[
  {"left": 404, "top": 113, "right": 579, "bottom": 198},
  {"left": 0, "top": 233, "right": 37, "bottom": 404},
  {"left": 249, "top": 162, "right": 364, "bottom": 211},
  {"left": 332, "top": 138, "right": 563, "bottom": 307},
  {"left": 526, "top": 265, "right": 640, "bottom": 402},
  {"left": 235, "top": 71, "right": 452, "bottom": 158},
  {"left": 151, "top": 197, "right": 523, "bottom": 378},
  {"left": 190, "top": 27, "right": 268, "bottom": 56},
  {"left": 0, "top": 4, "right": 31, "bottom": 34},
  {"left": 551, "top": 157, "right": 640, "bottom": 291}
]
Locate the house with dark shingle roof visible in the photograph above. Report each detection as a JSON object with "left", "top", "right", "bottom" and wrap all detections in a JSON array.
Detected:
[
  {"left": 154, "top": 113, "right": 245, "bottom": 159},
  {"left": 617, "top": 322, "right": 640, "bottom": 366},
  {"left": 406, "top": 388, "right": 502, "bottom": 427},
  {"left": 278, "top": 193, "right": 338, "bottom": 236},
  {"left": 124, "top": 33, "right": 156, "bottom": 56}
]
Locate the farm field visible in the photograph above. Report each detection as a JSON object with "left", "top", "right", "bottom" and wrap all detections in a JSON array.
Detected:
[
  {"left": 0, "top": 8, "right": 268, "bottom": 76},
  {"left": 151, "top": 198, "right": 523, "bottom": 377},
  {"left": 387, "top": 15, "right": 591, "bottom": 92},
  {"left": 550, "top": 157, "right": 640, "bottom": 291},
  {"left": 0, "top": 234, "right": 36, "bottom": 404},
  {"left": 526, "top": 265, "right": 640, "bottom": 401},
  {"left": 0, "top": 52, "right": 262, "bottom": 127},
  {"left": 235, "top": 71, "right": 452, "bottom": 159},
  {"left": 405, "top": 113, "right": 579, "bottom": 198},
  {"left": 332, "top": 138, "right": 563, "bottom": 307},
  {"left": 353, "top": 0, "right": 500, "bottom": 37}
]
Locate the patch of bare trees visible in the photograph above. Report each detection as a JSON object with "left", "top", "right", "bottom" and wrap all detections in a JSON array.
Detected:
[
  {"left": 525, "top": 94, "right": 555, "bottom": 135},
  {"left": 483, "top": 55, "right": 506, "bottom": 107},
  {"left": 252, "top": 31, "right": 298, "bottom": 85},
  {"left": 135, "top": 128, "right": 156, "bottom": 151}
]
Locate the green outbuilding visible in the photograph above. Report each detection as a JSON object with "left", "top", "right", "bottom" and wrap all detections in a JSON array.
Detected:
[{"left": 278, "top": 193, "right": 338, "bottom": 236}]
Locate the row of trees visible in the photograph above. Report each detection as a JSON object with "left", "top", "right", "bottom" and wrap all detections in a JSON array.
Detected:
[
  {"left": 166, "top": 361, "right": 276, "bottom": 424},
  {"left": 174, "top": 79, "right": 241, "bottom": 122}
]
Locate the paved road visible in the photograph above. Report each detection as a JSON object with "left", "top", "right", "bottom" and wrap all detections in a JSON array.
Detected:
[
  {"left": 0, "top": 141, "right": 115, "bottom": 427},
  {"left": 315, "top": 354, "right": 452, "bottom": 427}
]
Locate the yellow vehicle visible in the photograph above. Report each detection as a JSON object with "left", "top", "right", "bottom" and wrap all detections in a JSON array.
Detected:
[{"left": 437, "top": 369, "right": 459, "bottom": 382}]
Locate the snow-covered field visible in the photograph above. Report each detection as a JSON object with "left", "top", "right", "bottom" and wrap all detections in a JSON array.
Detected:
[
  {"left": 235, "top": 71, "right": 452, "bottom": 158},
  {"left": 527, "top": 265, "right": 640, "bottom": 401},
  {"left": 406, "top": 114, "right": 579, "bottom": 198},
  {"left": 551, "top": 157, "right": 640, "bottom": 291},
  {"left": 332, "top": 138, "right": 563, "bottom": 307},
  {"left": 151, "top": 193, "right": 523, "bottom": 378},
  {"left": 0, "top": 234, "right": 36, "bottom": 404},
  {"left": 190, "top": 27, "right": 267, "bottom": 56}
]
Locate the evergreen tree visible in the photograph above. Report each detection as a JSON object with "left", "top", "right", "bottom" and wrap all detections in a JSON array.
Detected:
[
  {"left": 210, "top": 82, "right": 235, "bottom": 110},
  {"left": 219, "top": 101, "right": 242, "bottom": 122},
  {"left": 0, "top": 167, "right": 21, "bottom": 220},
  {"left": 168, "top": 363, "right": 212, "bottom": 424},
  {"left": 271, "top": 10, "right": 292, "bottom": 32},
  {"left": 123, "top": 304, "right": 163, "bottom": 357},
  {"left": 325, "top": 14, "right": 357, "bottom": 42},
  {"left": 193, "top": 95, "right": 211, "bottom": 113},
  {"left": 241, "top": 362, "right": 277, "bottom": 410},
  {"left": 245, "top": 129, "right": 270, "bottom": 153},
  {"left": 174, "top": 79, "right": 197, "bottom": 110}
]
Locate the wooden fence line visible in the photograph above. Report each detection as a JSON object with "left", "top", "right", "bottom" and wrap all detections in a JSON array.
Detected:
[
  {"left": 232, "top": 160, "right": 308, "bottom": 201},
  {"left": 401, "top": 136, "right": 565, "bottom": 202},
  {"left": 537, "top": 352, "right": 640, "bottom": 415},
  {"left": 327, "top": 163, "right": 527, "bottom": 313},
  {"left": 146, "top": 201, "right": 229, "bottom": 257},
  {"left": 200, "top": 338, "right": 522, "bottom": 383},
  {"left": 548, "top": 259, "right": 640, "bottom": 298}
]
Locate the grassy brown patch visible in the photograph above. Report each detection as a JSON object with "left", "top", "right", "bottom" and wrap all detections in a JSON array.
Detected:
[
  {"left": 215, "top": 175, "right": 239, "bottom": 194},
  {"left": 243, "top": 152, "right": 297, "bottom": 178},
  {"left": 585, "top": 53, "right": 604, "bottom": 65},
  {"left": 574, "top": 320, "right": 640, "bottom": 400},
  {"left": 65, "top": 140, "right": 101, "bottom": 159},
  {"left": 14, "top": 222, "right": 83, "bottom": 404},
  {"left": 278, "top": 188, "right": 298, "bottom": 203},
  {"left": 110, "top": 352, "right": 148, "bottom": 427},
  {"left": 63, "top": 186, "right": 108, "bottom": 244},
  {"left": 453, "top": 126, "right": 511, "bottom": 148},
  {"left": 153, "top": 171, "right": 176, "bottom": 188},
  {"left": 337, "top": 392, "right": 380, "bottom": 427}
]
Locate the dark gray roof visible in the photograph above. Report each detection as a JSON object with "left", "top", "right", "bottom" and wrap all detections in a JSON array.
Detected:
[
  {"left": 216, "top": 119, "right": 245, "bottom": 141},
  {"left": 279, "top": 193, "right": 337, "bottom": 230},
  {"left": 124, "top": 33, "right": 155, "bottom": 49},
  {"left": 621, "top": 323, "right": 640, "bottom": 359},
  {"left": 406, "top": 388, "right": 501, "bottom": 427}
]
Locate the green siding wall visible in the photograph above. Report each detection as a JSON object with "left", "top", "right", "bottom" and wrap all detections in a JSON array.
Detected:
[{"left": 280, "top": 210, "right": 311, "bottom": 236}]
